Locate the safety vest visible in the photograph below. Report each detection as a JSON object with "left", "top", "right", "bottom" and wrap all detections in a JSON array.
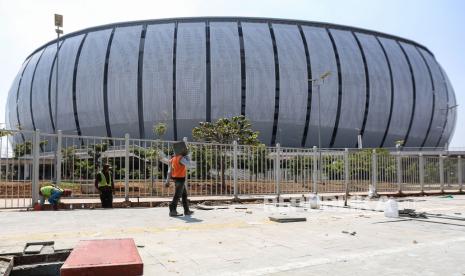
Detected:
[
  {"left": 40, "top": 186, "right": 63, "bottom": 198},
  {"left": 98, "top": 172, "right": 112, "bottom": 188},
  {"left": 171, "top": 155, "right": 186, "bottom": 178}
]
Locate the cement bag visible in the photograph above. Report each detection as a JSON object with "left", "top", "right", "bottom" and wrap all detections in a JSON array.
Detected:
[
  {"left": 309, "top": 194, "right": 320, "bottom": 209},
  {"left": 384, "top": 198, "right": 399, "bottom": 218}
]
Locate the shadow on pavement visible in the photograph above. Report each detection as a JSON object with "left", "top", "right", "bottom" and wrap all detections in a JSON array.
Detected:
[{"left": 175, "top": 216, "right": 203, "bottom": 223}]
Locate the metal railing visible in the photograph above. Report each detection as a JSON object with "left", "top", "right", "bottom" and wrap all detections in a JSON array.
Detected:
[{"left": 0, "top": 129, "right": 463, "bottom": 208}]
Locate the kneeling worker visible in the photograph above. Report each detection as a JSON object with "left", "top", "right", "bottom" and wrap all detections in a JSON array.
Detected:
[
  {"left": 38, "top": 185, "right": 72, "bottom": 210},
  {"left": 164, "top": 147, "right": 194, "bottom": 217},
  {"left": 95, "top": 164, "right": 114, "bottom": 208}
]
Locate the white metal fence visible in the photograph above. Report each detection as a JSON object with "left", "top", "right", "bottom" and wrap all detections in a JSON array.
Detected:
[{"left": 0, "top": 129, "right": 463, "bottom": 208}]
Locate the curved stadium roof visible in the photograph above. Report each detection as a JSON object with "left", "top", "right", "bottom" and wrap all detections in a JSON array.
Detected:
[{"left": 6, "top": 17, "right": 456, "bottom": 148}]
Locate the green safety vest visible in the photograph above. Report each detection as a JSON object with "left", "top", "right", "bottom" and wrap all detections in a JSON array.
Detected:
[
  {"left": 40, "top": 186, "right": 63, "bottom": 198},
  {"left": 98, "top": 172, "right": 112, "bottom": 188}
]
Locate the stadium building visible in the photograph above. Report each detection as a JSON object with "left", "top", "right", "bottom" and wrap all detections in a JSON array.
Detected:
[{"left": 5, "top": 17, "right": 457, "bottom": 148}]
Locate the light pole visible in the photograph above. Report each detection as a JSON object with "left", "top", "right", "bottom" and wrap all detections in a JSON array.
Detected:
[
  {"left": 356, "top": 128, "right": 362, "bottom": 149},
  {"left": 54, "top": 14, "right": 63, "bottom": 184},
  {"left": 309, "top": 71, "right": 331, "bottom": 194},
  {"left": 54, "top": 14, "right": 63, "bottom": 134}
]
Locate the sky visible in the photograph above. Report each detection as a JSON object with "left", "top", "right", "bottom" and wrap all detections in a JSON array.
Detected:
[{"left": 0, "top": 0, "right": 463, "bottom": 147}]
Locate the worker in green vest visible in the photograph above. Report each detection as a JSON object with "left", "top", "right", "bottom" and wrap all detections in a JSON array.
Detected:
[
  {"left": 94, "top": 164, "right": 114, "bottom": 208},
  {"left": 38, "top": 185, "right": 72, "bottom": 210}
]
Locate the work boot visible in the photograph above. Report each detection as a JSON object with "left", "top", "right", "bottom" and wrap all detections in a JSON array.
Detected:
[
  {"left": 184, "top": 210, "right": 194, "bottom": 216},
  {"left": 169, "top": 211, "right": 183, "bottom": 217}
]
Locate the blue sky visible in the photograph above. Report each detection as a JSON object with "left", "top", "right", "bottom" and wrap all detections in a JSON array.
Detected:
[{"left": 0, "top": 0, "right": 463, "bottom": 147}]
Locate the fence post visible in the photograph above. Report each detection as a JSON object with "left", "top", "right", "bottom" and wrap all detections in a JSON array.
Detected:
[
  {"left": 458, "top": 156, "right": 462, "bottom": 192},
  {"left": 312, "top": 146, "right": 318, "bottom": 194},
  {"left": 182, "top": 137, "right": 190, "bottom": 195},
  {"left": 275, "top": 143, "right": 281, "bottom": 198},
  {"left": 233, "top": 140, "right": 238, "bottom": 200},
  {"left": 439, "top": 154, "right": 444, "bottom": 193},
  {"left": 124, "top": 133, "right": 130, "bottom": 202},
  {"left": 371, "top": 149, "right": 377, "bottom": 197},
  {"left": 31, "top": 130, "right": 40, "bottom": 207},
  {"left": 344, "top": 148, "right": 349, "bottom": 206},
  {"left": 56, "top": 130, "right": 62, "bottom": 186},
  {"left": 397, "top": 151, "right": 402, "bottom": 194},
  {"left": 419, "top": 153, "right": 424, "bottom": 193}
]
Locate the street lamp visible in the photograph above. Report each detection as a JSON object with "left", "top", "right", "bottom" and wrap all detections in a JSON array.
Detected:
[
  {"left": 54, "top": 14, "right": 63, "bottom": 185},
  {"left": 54, "top": 14, "right": 63, "bottom": 134},
  {"left": 309, "top": 71, "right": 331, "bottom": 194}
]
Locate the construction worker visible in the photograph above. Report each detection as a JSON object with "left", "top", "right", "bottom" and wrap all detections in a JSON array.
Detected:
[
  {"left": 94, "top": 164, "right": 114, "bottom": 208},
  {"left": 38, "top": 185, "right": 72, "bottom": 210},
  {"left": 164, "top": 149, "right": 194, "bottom": 217}
]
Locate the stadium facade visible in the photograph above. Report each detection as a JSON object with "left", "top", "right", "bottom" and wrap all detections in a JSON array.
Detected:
[{"left": 5, "top": 17, "right": 456, "bottom": 148}]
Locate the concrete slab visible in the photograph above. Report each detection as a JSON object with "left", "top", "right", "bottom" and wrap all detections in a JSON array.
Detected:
[
  {"left": 23, "top": 244, "right": 43, "bottom": 254},
  {"left": 1, "top": 195, "right": 465, "bottom": 275},
  {"left": 60, "top": 239, "right": 143, "bottom": 276}
]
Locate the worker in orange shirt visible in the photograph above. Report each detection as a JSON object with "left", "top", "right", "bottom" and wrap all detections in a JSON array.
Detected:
[{"left": 164, "top": 149, "right": 194, "bottom": 217}]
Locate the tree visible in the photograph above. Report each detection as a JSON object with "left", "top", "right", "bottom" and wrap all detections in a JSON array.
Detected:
[
  {"left": 240, "top": 143, "right": 272, "bottom": 182},
  {"left": 192, "top": 115, "right": 260, "bottom": 145},
  {"left": 130, "top": 139, "right": 174, "bottom": 195},
  {"left": 192, "top": 115, "right": 262, "bottom": 192},
  {"left": 130, "top": 145, "right": 160, "bottom": 179},
  {"left": 87, "top": 142, "right": 109, "bottom": 167},
  {"left": 13, "top": 141, "right": 32, "bottom": 158},
  {"left": 74, "top": 159, "right": 94, "bottom": 179},
  {"left": 62, "top": 146, "right": 76, "bottom": 179},
  {"left": 0, "top": 129, "right": 13, "bottom": 137},
  {"left": 153, "top": 123, "right": 167, "bottom": 140}
]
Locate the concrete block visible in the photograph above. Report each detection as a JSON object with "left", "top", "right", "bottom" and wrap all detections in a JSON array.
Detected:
[
  {"left": 0, "top": 256, "right": 13, "bottom": 276},
  {"left": 60, "top": 239, "right": 143, "bottom": 276},
  {"left": 269, "top": 216, "right": 307, "bottom": 223}
]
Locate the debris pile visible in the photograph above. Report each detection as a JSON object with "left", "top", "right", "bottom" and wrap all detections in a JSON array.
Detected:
[{"left": 399, "top": 209, "right": 428, "bottom": 219}]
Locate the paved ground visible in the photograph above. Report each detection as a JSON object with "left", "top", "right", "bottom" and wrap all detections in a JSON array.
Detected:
[{"left": 1, "top": 195, "right": 465, "bottom": 275}]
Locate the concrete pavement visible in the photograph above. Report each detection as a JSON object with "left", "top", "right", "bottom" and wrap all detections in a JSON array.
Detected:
[{"left": 1, "top": 195, "right": 465, "bottom": 275}]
